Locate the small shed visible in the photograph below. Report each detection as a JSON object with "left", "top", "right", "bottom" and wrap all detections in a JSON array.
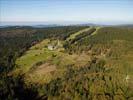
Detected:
[
  {"left": 126, "top": 75, "right": 130, "bottom": 82},
  {"left": 48, "top": 45, "right": 54, "bottom": 50}
]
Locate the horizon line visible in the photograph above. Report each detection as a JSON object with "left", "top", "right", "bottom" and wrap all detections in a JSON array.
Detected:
[{"left": 0, "top": 21, "right": 133, "bottom": 26}]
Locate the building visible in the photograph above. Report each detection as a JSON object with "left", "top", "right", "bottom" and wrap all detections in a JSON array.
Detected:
[{"left": 48, "top": 45, "right": 54, "bottom": 50}]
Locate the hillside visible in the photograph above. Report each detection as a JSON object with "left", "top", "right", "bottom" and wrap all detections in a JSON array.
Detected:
[{"left": 0, "top": 26, "right": 133, "bottom": 100}]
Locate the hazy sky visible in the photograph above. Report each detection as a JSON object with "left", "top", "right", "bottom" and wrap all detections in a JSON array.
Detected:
[{"left": 0, "top": 0, "right": 133, "bottom": 25}]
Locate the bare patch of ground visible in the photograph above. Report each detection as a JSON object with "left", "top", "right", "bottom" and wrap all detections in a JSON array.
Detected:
[
  {"left": 33, "top": 63, "right": 56, "bottom": 75},
  {"left": 24, "top": 63, "right": 56, "bottom": 84}
]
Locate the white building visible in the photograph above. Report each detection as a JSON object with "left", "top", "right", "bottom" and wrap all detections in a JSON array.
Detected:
[{"left": 48, "top": 45, "right": 54, "bottom": 50}]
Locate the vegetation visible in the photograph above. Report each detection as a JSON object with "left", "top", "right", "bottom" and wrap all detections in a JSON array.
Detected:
[
  {"left": 0, "top": 26, "right": 133, "bottom": 100},
  {"left": 0, "top": 26, "right": 87, "bottom": 72}
]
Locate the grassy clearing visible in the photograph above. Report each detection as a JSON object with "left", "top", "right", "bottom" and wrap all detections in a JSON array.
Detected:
[
  {"left": 66, "top": 27, "right": 90, "bottom": 41},
  {"left": 15, "top": 27, "right": 93, "bottom": 74},
  {"left": 14, "top": 39, "right": 62, "bottom": 83},
  {"left": 16, "top": 48, "right": 54, "bottom": 72},
  {"left": 66, "top": 26, "right": 100, "bottom": 41},
  {"left": 91, "top": 26, "right": 101, "bottom": 35},
  {"left": 15, "top": 36, "right": 90, "bottom": 84}
]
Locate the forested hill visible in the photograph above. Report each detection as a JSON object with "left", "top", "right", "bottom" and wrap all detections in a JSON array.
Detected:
[
  {"left": 0, "top": 26, "right": 88, "bottom": 72},
  {"left": 0, "top": 26, "right": 133, "bottom": 100}
]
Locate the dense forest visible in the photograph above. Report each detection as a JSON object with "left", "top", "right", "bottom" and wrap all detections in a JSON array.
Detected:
[{"left": 0, "top": 26, "right": 133, "bottom": 100}]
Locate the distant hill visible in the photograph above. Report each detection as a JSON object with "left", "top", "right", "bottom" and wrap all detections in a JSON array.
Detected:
[{"left": 0, "top": 23, "right": 133, "bottom": 28}]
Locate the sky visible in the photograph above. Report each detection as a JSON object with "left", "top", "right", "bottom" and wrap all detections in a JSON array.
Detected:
[{"left": 0, "top": 0, "right": 133, "bottom": 25}]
